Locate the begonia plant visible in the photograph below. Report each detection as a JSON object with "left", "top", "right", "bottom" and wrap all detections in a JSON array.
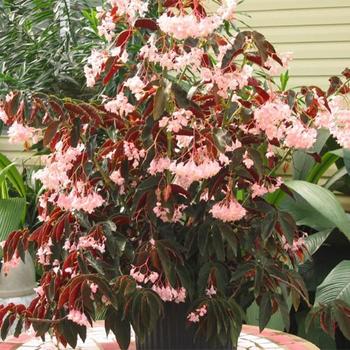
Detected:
[{"left": 0, "top": 0, "right": 349, "bottom": 349}]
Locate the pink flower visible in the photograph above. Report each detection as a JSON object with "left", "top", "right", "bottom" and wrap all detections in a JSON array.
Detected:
[
  {"left": 98, "top": 12, "right": 116, "bottom": 42},
  {"left": 243, "top": 151, "right": 254, "bottom": 169},
  {"left": 111, "top": 0, "right": 149, "bottom": 24},
  {"left": 284, "top": 122, "right": 317, "bottom": 149},
  {"left": 151, "top": 284, "right": 186, "bottom": 303},
  {"left": 105, "top": 92, "right": 135, "bottom": 117},
  {"left": 77, "top": 236, "right": 106, "bottom": 253},
  {"left": 124, "top": 75, "right": 146, "bottom": 100},
  {"left": 170, "top": 158, "right": 221, "bottom": 188},
  {"left": 206, "top": 285, "right": 217, "bottom": 297},
  {"left": 158, "top": 14, "right": 222, "bottom": 40},
  {"left": 148, "top": 157, "right": 171, "bottom": 175},
  {"left": 0, "top": 107, "right": 8, "bottom": 123},
  {"left": 90, "top": 283, "right": 98, "bottom": 294},
  {"left": 110, "top": 169, "right": 125, "bottom": 191},
  {"left": 67, "top": 309, "right": 90, "bottom": 327},
  {"left": 8, "top": 122, "right": 41, "bottom": 145},
  {"left": 2, "top": 255, "right": 21, "bottom": 274},
  {"left": 159, "top": 109, "right": 192, "bottom": 133},
  {"left": 210, "top": 198, "right": 246, "bottom": 223},
  {"left": 187, "top": 312, "right": 200, "bottom": 323},
  {"left": 123, "top": 141, "right": 145, "bottom": 167},
  {"left": 187, "top": 305, "right": 207, "bottom": 323},
  {"left": 36, "top": 238, "right": 53, "bottom": 266},
  {"left": 34, "top": 286, "right": 45, "bottom": 297},
  {"left": 84, "top": 49, "right": 108, "bottom": 87},
  {"left": 130, "top": 266, "right": 145, "bottom": 283},
  {"left": 251, "top": 183, "right": 269, "bottom": 198},
  {"left": 254, "top": 101, "right": 291, "bottom": 141},
  {"left": 265, "top": 52, "right": 293, "bottom": 76}
]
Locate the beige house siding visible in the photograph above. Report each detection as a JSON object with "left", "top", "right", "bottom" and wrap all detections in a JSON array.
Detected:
[
  {"left": 0, "top": 136, "right": 38, "bottom": 167},
  {"left": 237, "top": 0, "right": 350, "bottom": 88}
]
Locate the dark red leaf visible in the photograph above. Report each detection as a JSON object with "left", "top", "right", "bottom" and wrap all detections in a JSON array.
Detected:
[{"left": 134, "top": 18, "right": 158, "bottom": 31}]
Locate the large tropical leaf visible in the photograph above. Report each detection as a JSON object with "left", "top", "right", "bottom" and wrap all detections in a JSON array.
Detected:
[
  {"left": 292, "top": 129, "right": 330, "bottom": 180},
  {"left": 314, "top": 260, "right": 350, "bottom": 306},
  {"left": 304, "top": 229, "right": 333, "bottom": 256},
  {"left": 0, "top": 153, "right": 26, "bottom": 197},
  {"left": 281, "top": 181, "right": 350, "bottom": 240},
  {"left": 0, "top": 198, "right": 26, "bottom": 242}
]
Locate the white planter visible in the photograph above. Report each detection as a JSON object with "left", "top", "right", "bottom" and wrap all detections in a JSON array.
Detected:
[{"left": 0, "top": 252, "right": 36, "bottom": 306}]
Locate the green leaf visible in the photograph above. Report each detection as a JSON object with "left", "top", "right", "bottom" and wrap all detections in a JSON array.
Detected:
[
  {"left": 1, "top": 314, "right": 11, "bottom": 340},
  {"left": 213, "top": 128, "right": 228, "bottom": 153},
  {"left": 292, "top": 129, "right": 330, "bottom": 180},
  {"left": 153, "top": 83, "right": 167, "bottom": 120},
  {"left": 304, "top": 229, "right": 333, "bottom": 256},
  {"left": 343, "top": 149, "right": 350, "bottom": 175},
  {"left": 259, "top": 293, "right": 272, "bottom": 331},
  {"left": 334, "top": 303, "right": 350, "bottom": 340},
  {"left": 105, "top": 307, "right": 130, "bottom": 350},
  {"left": 283, "top": 180, "right": 350, "bottom": 240},
  {"left": 314, "top": 260, "right": 350, "bottom": 306},
  {"left": 278, "top": 211, "right": 296, "bottom": 245},
  {"left": 0, "top": 153, "right": 26, "bottom": 197},
  {"left": 0, "top": 198, "right": 26, "bottom": 241},
  {"left": 324, "top": 167, "right": 347, "bottom": 190},
  {"left": 306, "top": 152, "right": 339, "bottom": 184}
]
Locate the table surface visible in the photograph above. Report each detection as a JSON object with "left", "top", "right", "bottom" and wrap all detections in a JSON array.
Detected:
[{"left": 1, "top": 323, "right": 319, "bottom": 350}]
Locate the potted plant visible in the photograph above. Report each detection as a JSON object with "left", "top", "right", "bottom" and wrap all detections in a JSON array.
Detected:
[{"left": 0, "top": 0, "right": 349, "bottom": 349}]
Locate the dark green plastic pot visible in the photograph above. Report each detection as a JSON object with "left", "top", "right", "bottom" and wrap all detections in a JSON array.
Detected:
[{"left": 136, "top": 302, "right": 234, "bottom": 350}]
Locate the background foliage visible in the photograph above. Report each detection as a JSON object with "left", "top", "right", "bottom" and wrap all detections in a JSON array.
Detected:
[{"left": 0, "top": 0, "right": 102, "bottom": 99}]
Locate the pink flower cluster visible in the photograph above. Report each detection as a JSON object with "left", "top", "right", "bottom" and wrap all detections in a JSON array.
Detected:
[
  {"left": 254, "top": 100, "right": 317, "bottom": 149},
  {"left": 97, "top": 9, "right": 116, "bottom": 42},
  {"left": 104, "top": 92, "right": 135, "bottom": 117},
  {"left": 159, "top": 109, "right": 192, "bottom": 133},
  {"left": 37, "top": 238, "right": 53, "bottom": 266},
  {"left": 84, "top": 49, "right": 108, "bottom": 87},
  {"left": 284, "top": 121, "right": 317, "bottom": 149},
  {"left": 110, "top": 0, "right": 149, "bottom": 24},
  {"left": 67, "top": 309, "right": 90, "bottom": 327},
  {"left": 35, "top": 142, "right": 83, "bottom": 191},
  {"left": 123, "top": 141, "right": 146, "bottom": 168},
  {"left": 140, "top": 37, "right": 204, "bottom": 72},
  {"left": 110, "top": 169, "right": 125, "bottom": 193},
  {"left": 148, "top": 157, "right": 171, "bottom": 175},
  {"left": 124, "top": 75, "right": 146, "bottom": 100},
  {"left": 153, "top": 202, "right": 187, "bottom": 223},
  {"left": 210, "top": 198, "right": 246, "bottom": 223},
  {"left": 170, "top": 158, "right": 221, "bottom": 189},
  {"left": 56, "top": 189, "right": 104, "bottom": 214},
  {"left": 158, "top": 14, "right": 222, "bottom": 41},
  {"left": 8, "top": 122, "right": 41, "bottom": 145},
  {"left": 200, "top": 65, "right": 253, "bottom": 98},
  {"left": 316, "top": 96, "right": 350, "bottom": 148},
  {"left": 130, "top": 266, "right": 159, "bottom": 284},
  {"left": 243, "top": 151, "right": 254, "bottom": 169},
  {"left": 77, "top": 235, "right": 106, "bottom": 254},
  {"left": 187, "top": 304, "right": 207, "bottom": 323},
  {"left": 251, "top": 178, "right": 282, "bottom": 198},
  {"left": 151, "top": 284, "right": 186, "bottom": 303}
]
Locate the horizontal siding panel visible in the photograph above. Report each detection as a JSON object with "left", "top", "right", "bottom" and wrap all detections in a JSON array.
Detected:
[
  {"left": 0, "top": 136, "right": 38, "bottom": 166},
  {"left": 239, "top": 8, "right": 350, "bottom": 27},
  {"left": 253, "top": 25, "right": 350, "bottom": 44},
  {"left": 239, "top": 0, "right": 350, "bottom": 11},
  {"left": 273, "top": 42, "right": 350, "bottom": 59},
  {"left": 287, "top": 58, "right": 347, "bottom": 76},
  {"left": 286, "top": 76, "right": 331, "bottom": 88}
]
